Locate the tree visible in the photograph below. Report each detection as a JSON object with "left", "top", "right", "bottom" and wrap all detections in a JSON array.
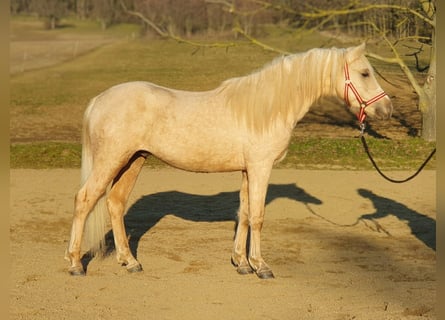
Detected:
[
  {"left": 10, "top": 0, "right": 32, "bottom": 15},
  {"left": 75, "top": 0, "right": 92, "bottom": 20},
  {"left": 29, "top": 0, "right": 68, "bottom": 29},
  {"left": 91, "top": 0, "right": 118, "bottom": 29},
  {"left": 417, "top": 0, "right": 435, "bottom": 141}
]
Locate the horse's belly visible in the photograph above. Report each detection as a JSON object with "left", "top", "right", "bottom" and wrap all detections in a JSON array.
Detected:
[
  {"left": 146, "top": 132, "right": 245, "bottom": 172},
  {"left": 152, "top": 147, "right": 245, "bottom": 173}
]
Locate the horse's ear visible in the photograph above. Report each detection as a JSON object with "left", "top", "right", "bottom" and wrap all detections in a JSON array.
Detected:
[{"left": 346, "top": 43, "right": 366, "bottom": 62}]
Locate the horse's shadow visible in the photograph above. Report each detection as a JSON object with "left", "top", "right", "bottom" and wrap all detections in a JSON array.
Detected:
[
  {"left": 357, "top": 188, "right": 436, "bottom": 251},
  {"left": 102, "top": 183, "right": 322, "bottom": 260}
]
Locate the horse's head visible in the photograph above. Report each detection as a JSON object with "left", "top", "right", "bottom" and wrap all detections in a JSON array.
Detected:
[{"left": 337, "top": 43, "right": 393, "bottom": 123}]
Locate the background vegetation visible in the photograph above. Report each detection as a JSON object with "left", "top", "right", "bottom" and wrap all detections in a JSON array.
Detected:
[{"left": 11, "top": 0, "right": 433, "bottom": 40}]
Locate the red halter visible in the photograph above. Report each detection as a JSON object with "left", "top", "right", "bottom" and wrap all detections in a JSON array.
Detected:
[{"left": 343, "top": 62, "right": 387, "bottom": 124}]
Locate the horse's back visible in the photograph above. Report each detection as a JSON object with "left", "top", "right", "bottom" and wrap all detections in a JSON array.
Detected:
[{"left": 95, "top": 81, "right": 175, "bottom": 110}]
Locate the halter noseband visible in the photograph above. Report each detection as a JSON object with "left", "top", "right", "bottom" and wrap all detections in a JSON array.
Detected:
[{"left": 343, "top": 62, "right": 387, "bottom": 124}]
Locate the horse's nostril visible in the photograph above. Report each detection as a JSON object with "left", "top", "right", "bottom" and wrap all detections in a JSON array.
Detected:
[{"left": 377, "top": 104, "right": 393, "bottom": 120}]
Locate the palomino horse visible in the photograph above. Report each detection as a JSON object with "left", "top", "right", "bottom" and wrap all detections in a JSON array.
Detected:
[{"left": 65, "top": 43, "right": 392, "bottom": 278}]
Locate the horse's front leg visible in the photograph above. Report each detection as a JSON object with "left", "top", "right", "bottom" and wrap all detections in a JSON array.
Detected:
[
  {"left": 246, "top": 165, "right": 274, "bottom": 279},
  {"left": 232, "top": 171, "right": 254, "bottom": 274}
]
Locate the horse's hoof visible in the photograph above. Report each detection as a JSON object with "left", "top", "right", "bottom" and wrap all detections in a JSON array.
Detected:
[
  {"left": 237, "top": 265, "right": 254, "bottom": 275},
  {"left": 68, "top": 267, "right": 86, "bottom": 276},
  {"left": 127, "top": 263, "right": 143, "bottom": 273},
  {"left": 256, "top": 269, "right": 275, "bottom": 279}
]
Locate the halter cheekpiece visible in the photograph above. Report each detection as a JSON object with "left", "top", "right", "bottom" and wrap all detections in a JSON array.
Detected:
[{"left": 343, "top": 62, "right": 387, "bottom": 124}]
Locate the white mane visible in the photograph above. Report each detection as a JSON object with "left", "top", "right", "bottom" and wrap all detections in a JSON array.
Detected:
[{"left": 217, "top": 47, "right": 346, "bottom": 133}]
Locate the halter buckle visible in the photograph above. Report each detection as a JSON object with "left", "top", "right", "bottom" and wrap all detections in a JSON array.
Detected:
[{"left": 359, "top": 122, "right": 366, "bottom": 136}]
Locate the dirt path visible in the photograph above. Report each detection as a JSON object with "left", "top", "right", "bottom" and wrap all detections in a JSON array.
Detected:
[{"left": 10, "top": 168, "right": 435, "bottom": 319}]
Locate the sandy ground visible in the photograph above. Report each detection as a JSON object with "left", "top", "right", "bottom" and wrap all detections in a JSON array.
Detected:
[{"left": 10, "top": 168, "right": 436, "bottom": 319}]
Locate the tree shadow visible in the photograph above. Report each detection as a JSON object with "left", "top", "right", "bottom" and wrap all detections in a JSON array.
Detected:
[
  {"left": 357, "top": 188, "right": 436, "bottom": 251},
  {"left": 102, "top": 183, "right": 322, "bottom": 260}
]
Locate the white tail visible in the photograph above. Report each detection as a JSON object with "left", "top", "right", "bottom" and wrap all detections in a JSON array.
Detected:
[{"left": 80, "top": 98, "right": 108, "bottom": 256}]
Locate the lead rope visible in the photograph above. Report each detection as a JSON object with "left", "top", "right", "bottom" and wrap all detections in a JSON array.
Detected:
[
  {"left": 307, "top": 125, "right": 436, "bottom": 228},
  {"left": 359, "top": 123, "right": 436, "bottom": 183}
]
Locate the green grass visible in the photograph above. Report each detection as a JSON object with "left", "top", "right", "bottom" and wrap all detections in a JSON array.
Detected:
[
  {"left": 10, "top": 142, "right": 82, "bottom": 169},
  {"left": 10, "top": 138, "right": 436, "bottom": 170},
  {"left": 282, "top": 136, "right": 436, "bottom": 170}
]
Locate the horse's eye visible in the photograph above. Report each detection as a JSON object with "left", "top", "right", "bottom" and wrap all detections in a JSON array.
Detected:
[{"left": 361, "top": 70, "right": 370, "bottom": 78}]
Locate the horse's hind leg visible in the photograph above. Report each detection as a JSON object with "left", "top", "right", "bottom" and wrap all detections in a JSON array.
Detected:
[
  {"left": 106, "top": 152, "right": 147, "bottom": 273},
  {"left": 232, "top": 171, "right": 254, "bottom": 274},
  {"left": 66, "top": 169, "right": 115, "bottom": 275}
]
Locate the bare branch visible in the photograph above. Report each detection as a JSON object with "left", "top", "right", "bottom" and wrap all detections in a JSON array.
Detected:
[
  {"left": 372, "top": 65, "right": 403, "bottom": 89},
  {"left": 405, "top": 45, "right": 429, "bottom": 72},
  {"left": 205, "top": 0, "right": 269, "bottom": 17},
  {"left": 232, "top": 26, "right": 290, "bottom": 54},
  {"left": 366, "top": 52, "right": 398, "bottom": 64},
  {"left": 119, "top": 1, "right": 168, "bottom": 38},
  {"left": 299, "top": 2, "right": 434, "bottom": 27},
  {"left": 120, "top": 1, "right": 237, "bottom": 51}
]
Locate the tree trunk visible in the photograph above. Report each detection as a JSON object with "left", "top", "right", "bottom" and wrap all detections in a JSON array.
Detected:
[
  {"left": 77, "top": 0, "right": 87, "bottom": 20},
  {"left": 420, "top": 17, "right": 436, "bottom": 141},
  {"left": 420, "top": 68, "right": 436, "bottom": 141}
]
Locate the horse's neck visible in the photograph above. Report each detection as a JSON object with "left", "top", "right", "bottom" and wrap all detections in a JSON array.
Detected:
[
  {"left": 296, "top": 48, "right": 339, "bottom": 96},
  {"left": 285, "top": 49, "right": 341, "bottom": 126}
]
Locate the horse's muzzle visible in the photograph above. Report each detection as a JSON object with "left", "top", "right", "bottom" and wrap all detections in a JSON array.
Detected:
[{"left": 369, "top": 98, "right": 393, "bottom": 120}]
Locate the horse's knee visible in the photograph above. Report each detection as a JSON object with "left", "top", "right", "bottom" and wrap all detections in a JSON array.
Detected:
[{"left": 248, "top": 217, "right": 264, "bottom": 231}]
